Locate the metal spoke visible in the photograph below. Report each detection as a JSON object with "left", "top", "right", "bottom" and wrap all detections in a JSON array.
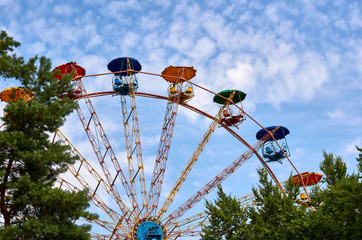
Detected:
[
  {"left": 157, "top": 93, "right": 235, "bottom": 219},
  {"left": 75, "top": 79, "right": 140, "bottom": 216},
  {"left": 162, "top": 127, "right": 278, "bottom": 227}
]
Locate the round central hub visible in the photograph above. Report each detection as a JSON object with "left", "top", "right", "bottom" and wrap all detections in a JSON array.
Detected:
[
  {"left": 132, "top": 217, "right": 166, "bottom": 240},
  {"left": 137, "top": 221, "right": 163, "bottom": 240}
]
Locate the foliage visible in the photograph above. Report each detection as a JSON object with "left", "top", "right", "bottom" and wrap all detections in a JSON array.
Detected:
[
  {"left": 357, "top": 146, "right": 362, "bottom": 174},
  {"left": 202, "top": 148, "right": 362, "bottom": 240},
  {"left": 0, "top": 30, "right": 95, "bottom": 239},
  {"left": 200, "top": 186, "right": 249, "bottom": 240},
  {"left": 247, "top": 168, "right": 309, "bottom": 239},
  {"left": 306, "top": 150, "right": 362, "bottom": 240},
  {"left": 319, "top": 151, "right": 347, "bottom": 186}
]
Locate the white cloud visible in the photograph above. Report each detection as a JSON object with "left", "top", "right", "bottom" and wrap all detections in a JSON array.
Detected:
[
  {"left": 190, "top": 37, "right": 216, "bottom": 63},
  {"left": 78, "top": 54, "right": 108, "bottom": 77},
  {"left": 265, "top": 4, "right": 280, "bottom": 23},
  {"left": 0, "top": 0, "right": 11, "bottom": 6},
  {"left": 164, "top": 21, "right": 195, "bottom": 53},
  {"left": 326, "top": 51, "right": 341, "bottom": 69},
  {"left": 141, "top": 134, "right": 161, "bottom": 148},
  {"left": 53, "top": 4, "right": 77, "bottom": 16},
  {"left": 140, "top": 11, "right": 163, "bottom": 31},
  {"left": 338, "top": 137, "right": 362, "bottom": 170},
  {"left": 142, "top": 154, "right": 157, "bottom": 176},
  {"left": 82, "top": 0, "right": 106, "bottom": 5},
  {"left": 349, "top": 5, "right": 362, "bottom": 29},
  {"left": 326, "top": 108, "right": 362, "bottom": 127},
  {"left": 28, "top": 41, "right": 46, "bottom": 55},
  {"left": 226, "top": 62, "right": 256, "bottom": 92},
  {"left": 326, "top": 109, "right": 344, "bottom": 120},
  {"left": 238, "top": 11, "right": 253, "bottom": 23},
  {"left": 346, "top": 38, "right": 362, "bottom": 75},
  {"left": 147, "top": 0, "right": 172, "bottom": 9},
  {"left": 334, "top": 18, "right": 348, "bottom": 30},
  {"left": 340, "top": 137, "right": 362, "bottom": 155},
  {"left": 121, "top": 32, "right": 140, "bottom": 52}
]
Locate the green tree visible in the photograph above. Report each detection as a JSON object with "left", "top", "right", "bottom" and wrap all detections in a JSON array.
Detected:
[
  {"left": 357, "top": 146, "right": 362, "bottom": 174},
  {"left": 201, "top": 170, "right": 309, "bottom": 240},
  {"left": 247, "top": 168, "right": 309, "bottom": 240},
  {"left": 0, "top": 30, "right": 94, "bottom": 239},
  {"left": 201, "top": 151, "right": 361, "bottom": 239},
  {"left": 306, "top": 150, "right": 362, "bottom": 240},
  {"left": 201, "top": 185, "right": 249, "bottom": 240}
]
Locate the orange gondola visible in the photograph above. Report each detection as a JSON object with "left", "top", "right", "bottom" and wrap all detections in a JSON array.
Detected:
[
  {"left": 162, "top": 66, "right": 196, "bottom": 102},
  {"left": 0, "top": 87, "right": 34, "bottom": 102},
  {"left": 161, "top": 66, "right": 196, "bottom": 83}
]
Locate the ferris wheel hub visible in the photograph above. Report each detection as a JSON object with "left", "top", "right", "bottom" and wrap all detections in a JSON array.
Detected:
[{"left": 131, "top": 217, "right": 166, "bottom": 240}]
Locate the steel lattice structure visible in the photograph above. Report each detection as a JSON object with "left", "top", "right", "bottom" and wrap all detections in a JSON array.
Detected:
[{"left": 49, "top": 60, "right": 310, "bottom": 240}]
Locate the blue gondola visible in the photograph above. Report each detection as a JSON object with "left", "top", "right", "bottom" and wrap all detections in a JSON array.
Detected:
[
  {"left": 107, "top": 57, "right": 141, "bottom": 95},
  {"left": 256, "top": 126, "right": 290, "bottom": 163}
]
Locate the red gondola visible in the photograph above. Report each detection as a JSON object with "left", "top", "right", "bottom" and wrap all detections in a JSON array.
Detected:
[{"left": 291, "top": 172, "right": 323, "bottom": 186}]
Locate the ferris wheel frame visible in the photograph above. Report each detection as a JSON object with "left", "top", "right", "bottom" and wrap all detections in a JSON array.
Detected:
[{"left": 51, "top": 61, "right": 310, "bottom": 240}]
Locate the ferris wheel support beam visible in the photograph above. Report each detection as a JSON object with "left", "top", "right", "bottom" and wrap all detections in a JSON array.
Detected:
[
  {"left": 91, "top": 233, "right": 127, "bottom": 240},
  {"left": 168, "top": 214, "right": 208, "bottom": 236},
  {"left": 78, "top": 91, "right": 287, "bottom": 197},
  {"left": 157, "top": 92, "right": 236, "bottom": 219},
  {"left": 165, "top": 192, "right": 257, "bottom": 237},
  {"left": 56, "top": 178, "right": 129, "bottom": 233},
  {"left": 77, "top": 217, "right": 121, "bottom": 235},
  {"left": 119, "top": 75, "right": 148, "bottom": 218},
  {"left": 222, "top": 125, "right": 286, "bottom": 196},
  {"left": 74, "top": 79, "right": 140, "bottom": 217},
  {"left": 78, "top": 91, "right": 286, "bottom": 196},
  {"left": 169, "top": 192, "right": 255, "bottom": 230},
  {"left": 188, "top": 80, "right": 310, "bottom": 198},
  {"left": 148, "top": 90, "right": 182, "bottom": 216},
  {"left": 168, "top": 193, "right": 256, "bottom": 236},
  {"left": 53, "top": 130, "right": 133, "bottom": 229},
  {"left": 171, "top": 231, "right": 201, "bottom": 239},
  {"left": 74, "top": 73, "right": 316, "bottom": 199},
  {"left": 178, "top": 102, "right": 286, "bottom": 196},
  {"left": 162, "top": 128, "right": 277, "bottom": 228}
]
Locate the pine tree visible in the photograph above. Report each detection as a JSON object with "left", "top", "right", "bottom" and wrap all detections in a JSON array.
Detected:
[
  {"left": 247, "top": 168, "right": 309, "bottom": 240},
  {"left": 356, "top": 146, "right": 362, "bottom": 174},
  {"left": 201, "top": 170, "right": 310, "bottom": 240},
  {"left": 201, "top": 150, "right": 362, "bottom": 239},
  {"left": 0, "top": 30, "right": 95, "bottom": 239},
  {"left": 201, "top": 185, "right": 249, "bottom": 240},
  {"left": 307, "top": 150, "right": 362, "bottom": 239}
]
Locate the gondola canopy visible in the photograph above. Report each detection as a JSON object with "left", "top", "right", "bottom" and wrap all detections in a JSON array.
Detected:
[
  {"left": 107, "top": 57, "right": 142, "bottom": 76},
  {"left": 53, "top": 62, "right": 85, "bottom": 80},
  {"left": 291, "top": 172, "right": 323, "bottom": 186},
  {"left": 0, "top": 87, "right": 34, "bottom": 102},
  {"left": 256, "top": 126, "right": 290, "bottom": 141},
  {"left": 213, "top": 89, "right": 246, "bottom": 105},
  {"left": 161, "top": 66, "right": 196, "bottom": 83}
]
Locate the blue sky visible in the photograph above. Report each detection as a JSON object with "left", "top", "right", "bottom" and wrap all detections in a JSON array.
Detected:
[{"left": 1, "top": 0, "right": 361, "bottom": 238}]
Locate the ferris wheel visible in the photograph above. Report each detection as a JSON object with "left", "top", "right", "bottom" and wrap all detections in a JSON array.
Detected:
[{"left": 48, "top": 57, "right": 308, "bottom": 240}]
